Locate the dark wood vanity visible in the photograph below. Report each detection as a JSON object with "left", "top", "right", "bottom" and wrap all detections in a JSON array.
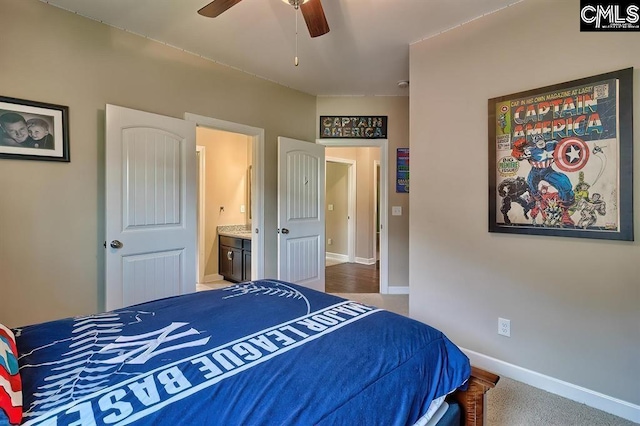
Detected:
[{"left": 219, "top": 235, "right": 251, "bottom": 283}]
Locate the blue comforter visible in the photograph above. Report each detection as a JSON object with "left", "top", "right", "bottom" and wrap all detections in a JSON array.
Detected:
[{"left": 15, "top": 280, "right": 470, "bottom": 425}]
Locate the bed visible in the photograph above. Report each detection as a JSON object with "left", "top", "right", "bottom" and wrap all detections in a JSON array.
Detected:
[{"left": 2, "top": 279, "right": 498, "bottom": 425}]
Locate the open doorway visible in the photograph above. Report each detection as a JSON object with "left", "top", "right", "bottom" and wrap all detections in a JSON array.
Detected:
[
  {"left": 325, "top": 157, "right": 355, "bottom": 266},
  {"left": 320, "top": 139, "right": 389, "bottom": 294},
  {"left": 185, "top": 113, "right": 265, "bottom": 290},
  {"left": 195, "top": 128, "right": 252, "bottom": 289}
]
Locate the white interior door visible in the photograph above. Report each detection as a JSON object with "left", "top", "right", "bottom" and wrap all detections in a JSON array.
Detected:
[
  {"left": 105, "top": 104, "right": 196, "bottom": 311},
  {"left": 278, "top": 137, "right": 325, "bottom": 292}
]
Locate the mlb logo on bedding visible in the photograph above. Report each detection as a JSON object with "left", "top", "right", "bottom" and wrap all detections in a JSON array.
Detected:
[
  {"left": 580, "top": 1, "right": 640, "bottom": 31},
  {"left": 98, "top": 321, "right": 210, "bottom": 365}
]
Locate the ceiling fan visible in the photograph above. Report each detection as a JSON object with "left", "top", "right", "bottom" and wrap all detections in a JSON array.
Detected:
[{"left": 198, "top": 0, "right": 330, "bottom": 38}]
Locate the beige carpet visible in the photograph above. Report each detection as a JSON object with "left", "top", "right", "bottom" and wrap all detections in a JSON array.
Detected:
[
  {"left": 332, "top": 292, "right": 408, "bottom": 316},
  {"left": 487, "top": 376, "right": 637, "bottom": 425}
]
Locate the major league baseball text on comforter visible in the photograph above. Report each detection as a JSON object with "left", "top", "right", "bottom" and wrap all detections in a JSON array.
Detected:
[{"left": 15, "top": 280, "right": 470, "bottom": 425}]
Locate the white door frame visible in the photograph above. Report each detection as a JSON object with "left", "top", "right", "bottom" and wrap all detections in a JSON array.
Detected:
[
  {"left": 373, "top": 159, "right": 380, "bottom": 262},
  {"left": 318, "top": 138, "right": 389, "bottom": 294},
  {"left": 196, "top": 145, "right": 206, "bottom": 283},
  {"left": 325, "top": 156, "right": 356, "bottom": 263},
  {"left": 185, "top": 113, "right": 265, "bottom": 281}
]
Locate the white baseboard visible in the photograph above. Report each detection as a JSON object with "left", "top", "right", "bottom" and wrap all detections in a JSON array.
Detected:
[
  {"left": 462, "top": 348, "right": 640, "bottom": 423},
  {"left": 386, "top": 286, "right": 409, "bottom": 295},
  {"left": 327, "top": 255, "right": 377, "bottom": 266},
  {"left": 326, "top": 252, "right": 349, "bottom": 263},
  {"left": 203, "top": 274, "right": 223, "bottom": 283}
]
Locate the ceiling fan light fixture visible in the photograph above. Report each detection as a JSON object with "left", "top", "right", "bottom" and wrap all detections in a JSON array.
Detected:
[{"left": 282, "top": 0, "right": 311, "bottom": 6}]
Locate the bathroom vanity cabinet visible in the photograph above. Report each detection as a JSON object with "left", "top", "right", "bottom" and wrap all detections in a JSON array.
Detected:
[{"left": 219, "top": 235, "right": 251, "bottom": 283}]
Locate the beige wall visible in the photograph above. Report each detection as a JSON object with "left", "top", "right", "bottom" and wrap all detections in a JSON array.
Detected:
[
  {"left": 318, "top": 97, "right": 409, "bottom": 285},
  {"left": 197, "top": 128, "right": 251, "bottom": 277},
  {"left": 0, "top": 0, "right": 316, "bottom": 327},
  {"left": 410, "top": 0, "right": 639, "bottom": 406},
  {"left": 325, "top": 161, "right": 349, "bottom": 255}
]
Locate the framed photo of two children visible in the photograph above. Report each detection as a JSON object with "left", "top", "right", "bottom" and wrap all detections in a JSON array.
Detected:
[
  {"left": 488, "top": 68, "right": 633, "bottom": 241},
  {"left": 0, "top": 95, "right": 69, "bottom": 162}
]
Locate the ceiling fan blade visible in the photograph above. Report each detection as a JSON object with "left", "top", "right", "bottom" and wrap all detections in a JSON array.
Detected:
[
  {"left": 197, "top": 0, "right": 243, "bottom": 18},
  {"left": 300, "top": 0, "right": 330, "bottom": 38}
]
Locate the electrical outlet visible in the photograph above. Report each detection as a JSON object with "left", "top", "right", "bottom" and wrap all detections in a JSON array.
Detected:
[{"left": 498, "top": 318, "right": 511, "bottom": 337}]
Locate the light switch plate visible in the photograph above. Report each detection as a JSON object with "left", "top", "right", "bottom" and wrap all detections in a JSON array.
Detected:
[
  {"left": 328, "top": 204, "right": 334, "bottom": 211},
  {"left": 392, "top": 206, "right": 402, "bottom": 216}
]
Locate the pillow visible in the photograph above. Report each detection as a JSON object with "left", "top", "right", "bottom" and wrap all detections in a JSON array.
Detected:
[{"left": 0, "top": 324, "right": 21, "bottom": 426}]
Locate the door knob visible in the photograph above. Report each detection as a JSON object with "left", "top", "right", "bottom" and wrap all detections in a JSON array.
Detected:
[
  {"left": 281, "top": 228, "right": 290, "bottom": 234},
  {"left": 110, "top": 240, "right": 123, "bottom": 249}
]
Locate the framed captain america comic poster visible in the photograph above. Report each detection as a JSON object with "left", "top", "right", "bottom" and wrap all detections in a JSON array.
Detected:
[{"left": 488, "top": 68, "right": 633, "bottom": 241}]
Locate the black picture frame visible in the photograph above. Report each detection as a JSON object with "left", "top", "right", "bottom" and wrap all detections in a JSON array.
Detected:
[
  {"left": 0, "top": 96, "right": 69, "bottom": 162},
  {"left": 488, "top": 68, "right": 633, "bottom": 241}
]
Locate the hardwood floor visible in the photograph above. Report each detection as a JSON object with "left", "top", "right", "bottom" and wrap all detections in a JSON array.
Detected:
[
  {"left": 198, "top": 264, "right": 380, "bottom": 294},
  {"left": 325, "top": 262, "right": 379, "bottom": 293}
]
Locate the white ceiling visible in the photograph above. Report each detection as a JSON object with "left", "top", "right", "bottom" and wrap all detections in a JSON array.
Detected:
[{"left": 42, "top": 0, "right": 522, "bottom": 96}]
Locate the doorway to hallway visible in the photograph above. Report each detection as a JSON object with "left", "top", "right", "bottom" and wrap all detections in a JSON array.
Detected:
[{"left": 321, "top": 139, "right": 388, "bottom": 294}]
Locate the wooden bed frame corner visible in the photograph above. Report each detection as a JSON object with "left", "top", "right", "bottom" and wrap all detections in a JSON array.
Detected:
[{"left": 449, "top": 366, "right": 500, "bottom": 426}]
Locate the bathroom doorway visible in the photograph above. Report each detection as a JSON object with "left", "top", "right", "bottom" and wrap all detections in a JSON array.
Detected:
[
  {"left": 196, "top": 128, "right": 251, "bottom": 286},
  {"left": 186, "top": 113, "right": 265, "bottom": 289}
]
